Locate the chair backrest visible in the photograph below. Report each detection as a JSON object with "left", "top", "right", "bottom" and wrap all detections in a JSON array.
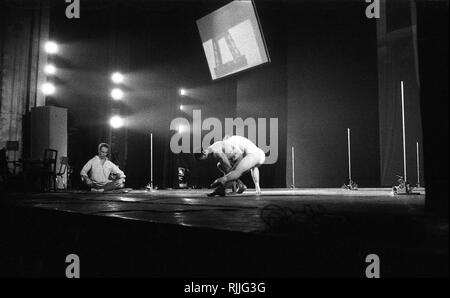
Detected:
[{"left": 43, "top": 149, "right": 58, "bottom": 172}]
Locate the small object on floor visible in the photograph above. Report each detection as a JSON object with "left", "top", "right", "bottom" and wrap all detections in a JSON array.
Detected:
[
  {"left": 236, "top": 181, "right": 247, "bottom": 194},
  {"left": 236, "top": 184, "right": 247, "bottom": 194},
  {"left": 207, "top": 185, "right": 226, "bottom": 197}
]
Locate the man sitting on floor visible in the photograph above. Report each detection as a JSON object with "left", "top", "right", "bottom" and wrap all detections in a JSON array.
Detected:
[{"left": 80, "top": 143, "right": 126, "bottom": 192}]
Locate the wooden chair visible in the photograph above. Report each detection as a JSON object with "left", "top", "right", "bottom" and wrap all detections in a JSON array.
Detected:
[{"left": 32, "top": 149, "right": 58, "bottom": 192}]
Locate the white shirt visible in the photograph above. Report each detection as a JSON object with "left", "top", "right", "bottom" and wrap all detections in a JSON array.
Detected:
[{"left": 80, "top": 156, "right": 125, "bottom": 186}]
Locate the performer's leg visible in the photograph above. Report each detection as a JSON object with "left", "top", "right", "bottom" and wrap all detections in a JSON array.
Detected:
[
  {"left": 235, "top": 179, "right": 247, "bottom": 194},
  {"left": 211, "top": 153, "right": 261, "bottom": 187},
  {"left": 103, "top": 178, "right": 125, "bottom": 191},
  {"left": 217, "top": 161, "right": 246, "bottom": 193},
  {"left": 251, "top": 166, "right": 261, "bottom": 195},
  {"left": 229, "top": 158, "right": 247, "bottom": 193},
  {"left": 89, "top": 181, "right": 106, "bottom": 191},
  {"left": 216, "top": 161, "right": 236, "bottom": 191}
]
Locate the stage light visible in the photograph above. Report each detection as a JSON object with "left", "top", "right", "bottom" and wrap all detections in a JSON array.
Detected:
[
  {"left": 110, "top": 115, "right": 124, "bottom": 129},
  {"left": 111, "top": 72, "right": 124, "bottom": 84},
  {"left": 41, "top": 82, "right": 55, "bottom": 95},
  {"left": 179, "top": 105, "right": 184, "bottom": 111},
  {"left": 44, "top": 41, "right": 58, "bottom": 54},
  {"left": 110, "top": 88, "right": 124, "bottom": 100},
  {"left": 44, "top": 64, "right": 56, "bottom": 75},
  {"left": 180, "top": 89, "right": 186, "bottom": 96}
]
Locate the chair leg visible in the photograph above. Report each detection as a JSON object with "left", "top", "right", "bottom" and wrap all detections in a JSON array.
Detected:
[{"left": 51, "top": 174, "right": 56, "bottom": 191}]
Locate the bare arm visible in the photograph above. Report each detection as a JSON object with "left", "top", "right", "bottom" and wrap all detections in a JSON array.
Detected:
[
  {"left": 231, "top": 154, "right": 244, "bottom": 170},
  {"left": 110, "top": 163, "right": 126, "bottom": 179}
]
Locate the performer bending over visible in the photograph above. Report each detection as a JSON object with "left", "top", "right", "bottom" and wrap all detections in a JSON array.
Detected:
[
  {"left": 197, "top": 135, "right": 265, "bottom": 196},
  {"left": 205, "top": 140, "right": 247, "bottom": 196}
]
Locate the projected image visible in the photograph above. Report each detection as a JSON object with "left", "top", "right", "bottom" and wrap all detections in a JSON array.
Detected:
[{"left": 197, "top": 0, "right": 270, "bottom": 80}]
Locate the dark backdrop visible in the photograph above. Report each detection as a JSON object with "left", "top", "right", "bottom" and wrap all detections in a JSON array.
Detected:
[
  {"left": 286, "top": 2, "right": 379, "bottom": 187},
  {"left": 49, "top": 0, "right": 380, "bottom": 189}
]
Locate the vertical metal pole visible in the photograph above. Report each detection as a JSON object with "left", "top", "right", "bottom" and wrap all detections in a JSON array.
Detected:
[
  {"left": 401, "top": 81, "right": 407, "bottom": 182},
  {"left": 347, "top": 128, "right": 352, "bottom": 182},
  {"left": 124, "top": 115, "right": 128, "bottom": 174},
  {"left": 150, "top": 132, "right": 153, "bottom": 188},
  {"left": 416, "top": 141, "right": 420, "bottom": 187},
  {"left": 292, "top": 146, "right": 295, "bottom": 188}
]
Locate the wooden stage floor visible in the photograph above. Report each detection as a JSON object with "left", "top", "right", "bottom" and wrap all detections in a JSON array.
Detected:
[
  {"left": 12, "top": 188, "right": 426, "bottom": 234},
  {"left": 2, "top": 187, "right": 447, "bottom": 278}
]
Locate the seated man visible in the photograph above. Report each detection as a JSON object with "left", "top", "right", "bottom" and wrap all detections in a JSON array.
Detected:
[{"left": 80, "top": 143, "right": 126, "bottom": 192}]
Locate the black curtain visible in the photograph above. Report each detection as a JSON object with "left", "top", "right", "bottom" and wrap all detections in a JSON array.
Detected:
[{"left": 416, "top": 0, "right": 449, "bottom": 216}]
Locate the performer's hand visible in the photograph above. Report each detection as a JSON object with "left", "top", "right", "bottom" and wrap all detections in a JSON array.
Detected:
[
  {"left": 210, "top": 179, "right": 220, "bottom": 188},
  {"left": 85, "top": 178, "right": 93, "bottom": 186},
  {"left": 210, "top": 177, "right": 225, "bottom": 188},
  {"left": 115, "top": 178, "right": 125, "bottom": 187}
]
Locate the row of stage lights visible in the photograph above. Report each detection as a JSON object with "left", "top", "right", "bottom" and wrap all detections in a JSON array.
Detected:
[
  {"left": 110, "top": 72, "right": 125, "bottom": 100},
  {"left": 108, "top": 72, "right": 188, "bottom": 129},
  {"left": 39, "top": 40, "right": 127, "bottom": 129},
  {"left": 109, "top": 71, "right": 125, "bottom": 128},
  {"left": 109, "top": 76, "right": 187, "bottom": 103},
  {"left": 40, "top": 41, "right": 188, "bottom": 129},
  {"left": 41, "top": 41, "right": 59, "bottom": 95}
]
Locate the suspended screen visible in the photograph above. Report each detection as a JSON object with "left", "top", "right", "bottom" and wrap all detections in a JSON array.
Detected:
[{"left": 196, "top": 0, "right": 270, "bottom": 80}]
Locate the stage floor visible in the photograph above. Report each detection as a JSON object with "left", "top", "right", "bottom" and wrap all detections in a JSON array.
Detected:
[
  {"left": 12, "top": 187, "right": 426, "bottom": 234},
  {"left": 3, "top": 187, "right": 448, "bottom": 278}
]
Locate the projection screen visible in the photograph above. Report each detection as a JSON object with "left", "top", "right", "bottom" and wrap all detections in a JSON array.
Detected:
[{"left": 196, "top": 0, "right": 270, "bottom": 80}]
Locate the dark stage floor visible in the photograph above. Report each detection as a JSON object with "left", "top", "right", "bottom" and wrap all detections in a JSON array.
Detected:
[
  {"left": 0, "top": 188, "right": 448, "bottom": 278},
  {"left": 7, "top": 188, "right": 428, "bottom": 233}
]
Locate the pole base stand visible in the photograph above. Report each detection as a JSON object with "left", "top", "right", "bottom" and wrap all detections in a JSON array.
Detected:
[
  {"left": 342, "top": 180, "right": 358, "bottom": 190},
  {"left": 392, "top": 176, "right": 420, "bottom": 195},
  {"left": 146, "top": 182, "right": 157, "bottom": 192}
]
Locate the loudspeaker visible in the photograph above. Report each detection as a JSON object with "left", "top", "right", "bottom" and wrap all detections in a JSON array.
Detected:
[{"left": 30, "top": 106, "right": 67, "bottom": 173}]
